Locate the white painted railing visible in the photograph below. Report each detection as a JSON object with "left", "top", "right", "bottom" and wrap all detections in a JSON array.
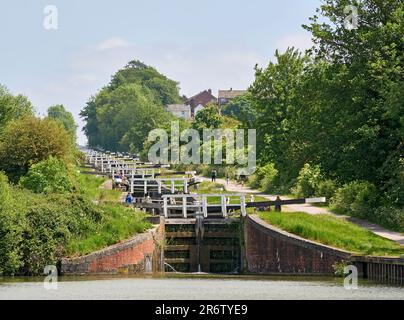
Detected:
[
  {"left": 162, "top": 194, "right": 247, "bottom": 219},
  {"left": 129, "top": 178, "right": 190, "bottom": 194}
]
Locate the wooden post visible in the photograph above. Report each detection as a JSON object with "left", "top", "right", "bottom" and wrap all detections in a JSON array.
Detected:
[
  {"left": 144, "top": 180, "right": 147, "bottom": 196},
  {"left": 157, "top": 180, "right": 162, "bottom": 195}
]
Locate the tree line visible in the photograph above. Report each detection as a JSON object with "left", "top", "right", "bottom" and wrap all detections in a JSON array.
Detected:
[{"left": 81, "top": 0, "right": 402, "bottom": 231}]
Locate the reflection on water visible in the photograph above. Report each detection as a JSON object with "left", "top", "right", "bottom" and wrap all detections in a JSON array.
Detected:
[{"left": 0, "top": 274, "right": 403, "bottom": 300}]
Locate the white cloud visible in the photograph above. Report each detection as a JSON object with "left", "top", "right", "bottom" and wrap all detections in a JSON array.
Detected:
[
  {"left": 95, "top": 37, "right": 131, "bottom": 51},
  {"left": 18, "top": 37, "right": 268, "bottom": 145}
]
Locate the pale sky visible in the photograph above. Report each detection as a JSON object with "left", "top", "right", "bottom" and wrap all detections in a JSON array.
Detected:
[{"left": 0, "top": 0, "right": 320, "bottom": 145}]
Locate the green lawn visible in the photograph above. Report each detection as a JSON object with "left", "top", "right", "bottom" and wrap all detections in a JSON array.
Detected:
[{"left": 259, "top": 212, "right": 404, "bottom": 257}]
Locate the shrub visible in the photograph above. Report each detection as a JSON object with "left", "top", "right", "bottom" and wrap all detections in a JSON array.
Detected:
[
  {"left": 373, "top": 206, "right": 404, "bottom": 233},
  {"left": 0, "top": 172, "right": 24, "bottom": 275},
  {"left": 247, "top": 163, "right": 278, "bottom": 191},
  {"left": 331, "top": 181, "right": 379, "bottom": 218},
  {"left": 259, "top": 163, "right": 278, "bottom": 193},
  {"left": 20, "top": 157, "right": 77, "bottom": 194},
  {"left": 291, "top": 163, "right": 323, "bottom": 198},
  {"left": 318, "top": 179, "right": 338, "bottom": 203},
  {"left": 247, "top": 174, "right": 261, "bottom": 189}
]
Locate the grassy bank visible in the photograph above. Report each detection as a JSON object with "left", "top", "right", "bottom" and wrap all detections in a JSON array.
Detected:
[
  {"left": 259, "top": 212, "right": 404, "bottom": 257},
  {"left": 77, "top": 169, "right": 122, "bottom": 202},
  {"left": 67, "top": 171, "right": 152, "bottom": 257},
  {"left": 0, "top": 168, "right": 152, "bottom": 275},
  {"left": 66, "top": 204, "right": 152, "bottom": 257}
]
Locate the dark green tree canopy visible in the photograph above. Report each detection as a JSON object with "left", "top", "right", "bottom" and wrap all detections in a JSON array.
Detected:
[
  {"left": 47, "top": 104, "right": 78, "bottom": 141},
  {"left": 80, "top": 60, "right": 181, "bottom": 152}
]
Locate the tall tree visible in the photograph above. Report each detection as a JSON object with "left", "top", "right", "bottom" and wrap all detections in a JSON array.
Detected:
[
  {"left": 0, "top": 116, "right": 73, "bottom": 181},
  {"left": 0, "top": 85, "right": 33, "bottom": 131},
  {"left": 249, "top": 48, "right": 308, "bottom": 186},
  {"left": 81, "top": 60, "right": 181, "bottom": 152},
  {"left": 47, "top": 104, "right": 78, "bottom": 142}
]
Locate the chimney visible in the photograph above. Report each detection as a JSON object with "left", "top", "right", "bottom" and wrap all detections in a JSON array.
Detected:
[
  {"left": 208, "top": 89, "right": 212, "bottom": 94},
  {"left": 230, "top": 87, "right": 233, "bottom": 91}
]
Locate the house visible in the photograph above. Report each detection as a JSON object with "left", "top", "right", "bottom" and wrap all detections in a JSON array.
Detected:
[
  {"left": 164, "top": 104, "right": 192, "bottom": 120},
  {"left": 187, "top": 89, "right": 217, "bottom": 118},
  {"left": 218, "top": 88, "right": 247, "bottom": 107}
]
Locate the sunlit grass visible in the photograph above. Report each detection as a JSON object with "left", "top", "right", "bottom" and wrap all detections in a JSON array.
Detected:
[
  {"left": 66, "top": 204, "right": 152, "bottom": 257},
  {"left": 259, "top": 212, "right": 404, "bottom": 257}
]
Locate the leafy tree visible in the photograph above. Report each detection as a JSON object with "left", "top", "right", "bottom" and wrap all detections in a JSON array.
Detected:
[
  {"left": 193, "top": 103, "right": 223, "bottom": 131},
  {"left": 0, "top": 116, "right": 73, "bottom": 180},
  {"left": 221, "top": 94, "right": 257, "bottom": 127},
  {"left": 0, "top": 85, "right": 33, "bottom": 131},
  {"left": 47, "top": 105, "right": 78, "bottom": 141},
  {"left": 249, "top": 48, "right": 308, "bottom": 187},
  {"left": 291, "top": 164, "right": 323, "bottom": 198},
  {"left": 81, "top": 60, "right": 181, "bottom": 152}
]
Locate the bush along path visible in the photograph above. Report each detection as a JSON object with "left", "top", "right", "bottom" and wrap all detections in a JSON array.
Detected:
[{"left": 197, "top": 175, "right": 404, "bottom": 246}]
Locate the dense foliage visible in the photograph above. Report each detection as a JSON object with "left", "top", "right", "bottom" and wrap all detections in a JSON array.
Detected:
[
  {"left": 0, "top": 85, "right": 33, "bottom": 132},
  {"left": 20, "top": 157, "right": 78, "bottom": 194},
  {"left": 47, "top": 104, "right": 78, "bottom": 141},
  {"left": 0, "top": 116, "right": 74, "bottom": 181},
  {"left": 0, "top": 88, "right": 151, "bottom": 276},
  {"left": 80, "top": 60, "right": 181, "bottom": 153},
  {"left": 243, "top": 0, "right": 403, "bottom": 231}
]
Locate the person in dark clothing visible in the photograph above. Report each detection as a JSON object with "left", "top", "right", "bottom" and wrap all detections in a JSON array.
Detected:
[
  {"left": 211, "top": 170, "right": 217, "bottom": 182},
  {"left": 239, "top": 173, "right": 246, "bottom": 186}
]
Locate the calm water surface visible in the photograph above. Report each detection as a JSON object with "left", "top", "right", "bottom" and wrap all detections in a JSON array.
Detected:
[{"left": 0, "top": 274, "right": 403, "bottom": 300}]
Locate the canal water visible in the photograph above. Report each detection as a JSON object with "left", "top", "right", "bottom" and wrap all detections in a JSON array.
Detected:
[{"left": 0, "top": 275, "right": 403, "bottom": 300}]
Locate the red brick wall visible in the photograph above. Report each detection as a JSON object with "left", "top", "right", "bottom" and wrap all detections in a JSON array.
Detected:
[
  {"left": 61, "top": 230, "right": 157, "bottom": 274},
  {"left": 245, "top": 215, "right": 351, "bottom": 275},
  {"left": 89, "top": 238, "right": 155, "bottom": 273}
]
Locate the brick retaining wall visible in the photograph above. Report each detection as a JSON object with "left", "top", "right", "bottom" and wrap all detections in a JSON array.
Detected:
[
  {"left": 245, "top": 215, "right": 351, "bottom": 275},
  {"left": 61, "top": 228, "right": 158, "bottom": 274}
]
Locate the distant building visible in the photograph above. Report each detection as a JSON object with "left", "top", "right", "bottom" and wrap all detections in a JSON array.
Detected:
[
  {"left": 165, "top": 104, "right": 192, "bottom": 120},
  {"left": 218, "top": 88, "right": 247, "bottom": 107},
  {"left": 187, "top": 89, "right": 217, "bottom": 118}
]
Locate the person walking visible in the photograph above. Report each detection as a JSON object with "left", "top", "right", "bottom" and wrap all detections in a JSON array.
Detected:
[{"left": 226, "top": 174, "right": 230, "bottom": 187}]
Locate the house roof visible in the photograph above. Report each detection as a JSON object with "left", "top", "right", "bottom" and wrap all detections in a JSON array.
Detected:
[
  {"left": 218, "top": 89, "right": 247, "bottom": 99},
  {"left": 187, "top": 90, "right": 217, "bottom": 107}
]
